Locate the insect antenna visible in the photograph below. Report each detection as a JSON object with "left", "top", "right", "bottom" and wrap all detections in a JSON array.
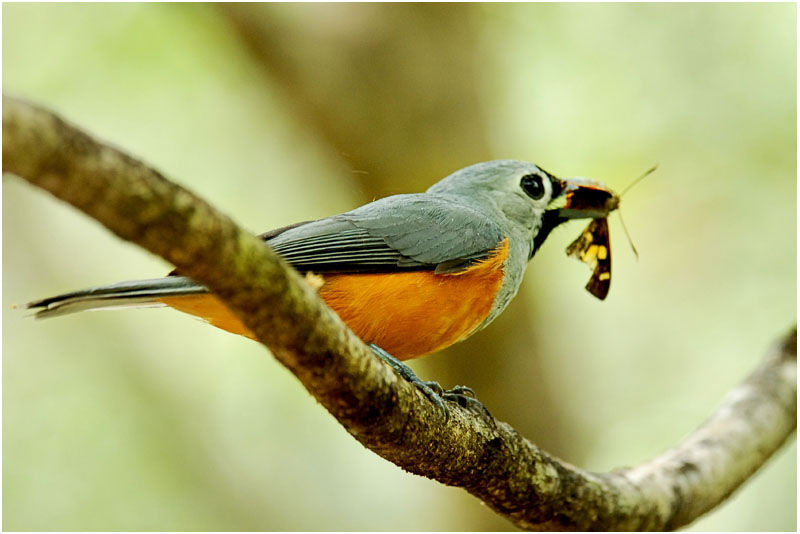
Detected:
[
  {"left": 620, "top": 164, "right": 657, "bottom": 197},
  {"left": 617, "top": 209, "right": 638, "bottom": 259},
  {"left": 616, "top": 164, "right": 657, "bottom": 259}
]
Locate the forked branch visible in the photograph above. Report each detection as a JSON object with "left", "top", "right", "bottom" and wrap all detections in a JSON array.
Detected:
[{"left": 3, "top": 95, "right": 795, "bottom": 531}]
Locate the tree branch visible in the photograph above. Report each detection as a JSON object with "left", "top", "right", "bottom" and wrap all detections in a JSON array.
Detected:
[{"left": 3, "top": 95, "right": 795, "bottom": 531}]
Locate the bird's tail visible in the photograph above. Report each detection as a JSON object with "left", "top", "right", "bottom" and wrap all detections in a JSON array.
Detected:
[{"left": 27, "top": 276, "right": 208, "bottom": 319}]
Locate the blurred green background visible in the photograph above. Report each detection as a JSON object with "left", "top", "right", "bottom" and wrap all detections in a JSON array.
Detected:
[{"left": 3, "top": 3, "right": 795, "bottom": 531}]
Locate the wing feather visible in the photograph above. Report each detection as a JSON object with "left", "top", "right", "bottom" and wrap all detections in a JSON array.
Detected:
[{"left": 263, "top": 194, "right": 505, "bottom": 274}]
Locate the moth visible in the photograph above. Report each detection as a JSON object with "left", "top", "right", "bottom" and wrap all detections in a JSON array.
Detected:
[{"left": 562, "top": 166, "right": 654, "bottom": 300}]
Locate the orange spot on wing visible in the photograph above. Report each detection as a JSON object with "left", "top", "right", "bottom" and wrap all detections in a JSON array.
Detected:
[{"left": 161, "top": 238, "right": 510, "bottom": 361}]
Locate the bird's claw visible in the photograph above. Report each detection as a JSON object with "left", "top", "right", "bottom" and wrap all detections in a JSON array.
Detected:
[
  {"left": 369, "top": 344, "right": 492, "bottom": 423},
  {"left": 445, "top": 384, "right": 476, "bottom": 397},
  {"left": 442, "top": 388, "right": 494, "bottom": 423},
  {"left": 406, "top": 378, "right": 450, "bottom": 420}
]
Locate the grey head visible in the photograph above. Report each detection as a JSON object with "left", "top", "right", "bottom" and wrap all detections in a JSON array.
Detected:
[{"left": 427, "top": 159, "right": 566, "bottom": 260}]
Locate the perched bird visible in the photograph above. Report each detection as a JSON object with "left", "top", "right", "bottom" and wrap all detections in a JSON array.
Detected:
[{"left": 28, "top": 160, "right": 613, "bottom": 410}]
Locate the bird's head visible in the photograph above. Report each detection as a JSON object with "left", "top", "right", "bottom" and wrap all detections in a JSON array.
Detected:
[{"left": 427, "top": 160, "right": 618, "bottom": 257}]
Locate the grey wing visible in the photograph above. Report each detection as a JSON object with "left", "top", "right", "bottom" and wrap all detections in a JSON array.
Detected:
[{"left": 264, "top": 194, "right": 505, "bottom": 274}]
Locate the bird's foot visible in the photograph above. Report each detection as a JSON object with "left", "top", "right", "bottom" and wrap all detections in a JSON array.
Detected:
[
  {"left": 441, "top": 385, "right": 495, "bottom": 424},
  {"left": 369, "top": 344, "right": 493, "bottom": 424}
]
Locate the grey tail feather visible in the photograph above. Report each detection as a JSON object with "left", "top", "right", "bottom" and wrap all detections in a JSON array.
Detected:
[{"left": 27, "top": 276, "right": 208, "bottom": 319}]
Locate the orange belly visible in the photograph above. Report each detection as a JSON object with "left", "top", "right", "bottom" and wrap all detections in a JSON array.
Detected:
[{"left": 162, "top": 239, "right": 508, "bottom": 360}]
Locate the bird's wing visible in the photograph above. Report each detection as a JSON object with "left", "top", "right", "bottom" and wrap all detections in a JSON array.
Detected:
[{"left": 264, "top": 194, "right": 505, "bottom": 274}]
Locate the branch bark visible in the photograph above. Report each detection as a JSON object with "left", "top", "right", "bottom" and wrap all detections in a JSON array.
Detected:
[{"left": 3, "top": 95, "right": 796, "bottom": 531}]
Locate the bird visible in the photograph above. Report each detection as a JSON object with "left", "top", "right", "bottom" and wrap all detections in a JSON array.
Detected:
[{"left": 28, "top": 160, "right": 613, "bottom": 412}]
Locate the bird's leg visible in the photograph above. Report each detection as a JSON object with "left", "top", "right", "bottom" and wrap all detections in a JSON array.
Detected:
[
  {"left": 368, "top": 344, "right": 494, "bottom": 424},
  {"left": 369, "top": 344, "right": 449, "bottom": 419}
]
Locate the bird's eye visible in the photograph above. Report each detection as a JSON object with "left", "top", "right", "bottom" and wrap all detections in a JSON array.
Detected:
[{"left": 520, "top": 174, "right": 546, "bottom": 200}]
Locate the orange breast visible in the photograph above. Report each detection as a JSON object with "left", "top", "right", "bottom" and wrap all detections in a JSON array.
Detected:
[{"left": 162, "top": 238, "right": 508, "bottom": 360}]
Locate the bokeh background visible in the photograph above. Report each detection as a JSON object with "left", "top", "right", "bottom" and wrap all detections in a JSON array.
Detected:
[{"left": 3, "top": 3, "right": 795, "bottom": 531}]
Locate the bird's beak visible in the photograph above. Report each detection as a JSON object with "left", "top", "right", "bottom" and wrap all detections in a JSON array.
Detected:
[{"left": 551, "top": 177, "right": 620, "bottom": 220}]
